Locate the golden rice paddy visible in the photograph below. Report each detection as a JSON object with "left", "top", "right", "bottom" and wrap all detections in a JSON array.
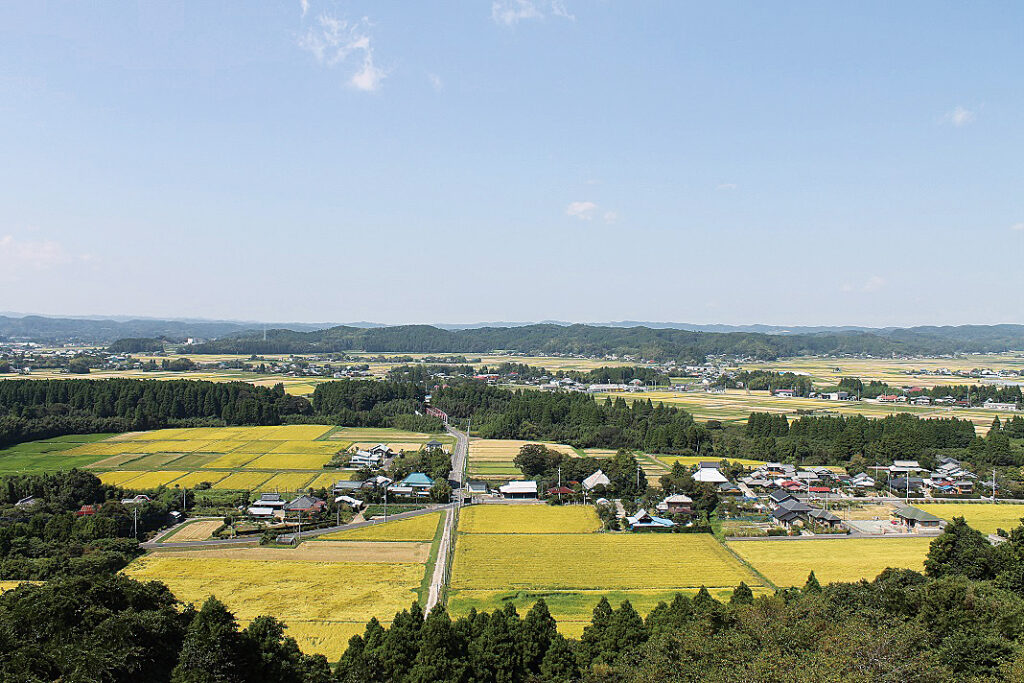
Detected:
[
  {"left": 452, "top": 533, "right": 759, "bottom": 592},
  {"left": 915, "top": 503, "right": 1024, "bottom": 536},
  {"left": 459, "top": 505, "right": 601, "bottom": 534},
  {"left": 124, "top": 555, "right": 424, "bottom": 659},
  {"left": 728, "top": 537, "right": 932, "bottom": 587},
  {"left": 256, "top": 472, "right": 316, "bottom": 493},
  {"left": 212, "top": 471, "right": 273, "bottom": 490},
  {"left": 317, "top": 512, "right": 443, "bottom": 543},
  {"left": 243, "top": 452, "right": 335, "bottom": 470}
]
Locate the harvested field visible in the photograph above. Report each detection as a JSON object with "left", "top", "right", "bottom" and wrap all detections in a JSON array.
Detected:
[
  {"left": 729, "top": 537, "right": 931, "bottom": 587},
  {"left": 86, "top": 453, "right": 148, "bottom": 469},
  {"left": 318, "top": 512, "right": 443, "bottom": 542},
  {"left": 154, "top": 541, "right": 430, "bottom": 563},
  {"left": 116, "top": 453, "right": 190, "bottom": 470},
  {"left": 165, "top": 519, "right": 223, "bottom": 542},
  {"left": 459, "top": 505, "right": 601, "bottom": 534}
]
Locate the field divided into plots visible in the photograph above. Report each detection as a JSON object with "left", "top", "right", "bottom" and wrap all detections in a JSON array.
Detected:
[
  {"left": 448, "top": 505, "right": 763, "bottom": 635},
  {"left": 468, "top": 439, "right": 578, "bottom": 481},
  {"left": 126, "top": 509, "right": 447, "bottom": 660},
  {"left": 605, "top": 388, "right": 1006, "bottom": 434},
  {"left": 0, "top": 425, "right": 446, "bottom": 493}
]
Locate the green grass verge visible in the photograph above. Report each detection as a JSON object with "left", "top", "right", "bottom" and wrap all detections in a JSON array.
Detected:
[{"left": 418, "top": 509, "right": 448, "bottom": 606}]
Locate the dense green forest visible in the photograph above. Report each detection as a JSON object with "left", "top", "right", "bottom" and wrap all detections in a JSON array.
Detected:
[
  {"left": 0, "top": 470, "right": 182, "bottom": 580},
  {"left": 186, "top": 323, "right": 1024, "bottom": 361},
  {"left": 0, "top": 379, "right": 313, "bottom": 448},
  {"left": 327, "top": 518, "right": 1024, "bottom": 683},
  {"left": 734, "top": 411, "right": 1024, "bottom": 471},
  {"left": 8, "top": 516, "right": 1024, "bottom": 681},
  {"left": 432, "top": 384, "right": 706, "bottom": 453},
  {"left": 108, "top": 337, "right": 167, "bottom": 352}
]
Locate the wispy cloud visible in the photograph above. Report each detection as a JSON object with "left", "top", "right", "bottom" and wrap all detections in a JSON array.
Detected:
[
  {"left": 716, "top": 183, "right": 737, "bottom": 191},
  {"left": 492, "top": 0, "right": 574, "bottom": 26},
  {"left": 1012, "top": 222, "right": 1024, "bottom": 232},
  {"left": 0, "top": 235, "right": 90, "bottom": 281},
  {"left": 300, "top": 0, "right": 309, "bottom": 18},
  {"left": 945, "top": 105, "right": 975, "bottom": 127},
  {"left": 566, "top": 202, "right": 617, "bottom": 223},
  {"left": 841, "top": 275, "right": 886, "bottom": 293},
  {"left": 566, "top": 201, "right": 597, "bottom": 220},
  {"left": 428, "top": 73, "right": 443, "bottom": 92},
  {"left": 298, "top": 12, "right": 388, "bottom": 91}
]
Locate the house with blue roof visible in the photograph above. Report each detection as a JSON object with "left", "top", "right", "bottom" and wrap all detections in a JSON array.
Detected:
[
  {"left": 626, "top": 509, "right": 676, "bottom": 531},
  {"left": 392, "top": 472, "right": 435, "bottom": 496}
]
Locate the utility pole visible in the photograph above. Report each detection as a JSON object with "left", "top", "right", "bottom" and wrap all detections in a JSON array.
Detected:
[
  {"left": 993, "top": 468, "right": 997, "bottom": 501},
  {"left": 182, "top": 486, "right": 187, "bottom": 514},
  {"left": 132, "top": 507, "right": 138, "bottom": 539},
  {"left": 384, "top": 486, "right": 388, "bottom": 522},
  {"left": 558, "top": 466, "right": 562, "bottom": 503}
]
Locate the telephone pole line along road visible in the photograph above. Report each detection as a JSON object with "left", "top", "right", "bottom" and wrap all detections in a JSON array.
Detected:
[{"left": 425, "top": 423, "right": 469, "bottom": 612}]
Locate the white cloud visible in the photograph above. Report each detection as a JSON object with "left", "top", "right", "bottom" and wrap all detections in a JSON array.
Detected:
[
  {"left": 492, "top": 0, "right": 574, "bottom": 26},
  {"left": 1012, "top": 222, "right": 1024, "bottom": 232},
  {"left": 300, "top": 0, "right": 309, "bottom": 18},
  {"left": 945, "top": 105, "right": 975, "bottom": 127},
  {"left": 716, "top": 183, "right": 737, "bottom": 191},
  {"left": 0, "top": 235, "right": 90, "bottom": 281},
  {"left": 298, "top": 13, "right": 388, "bottom": 91},
  {"left": 603, "top": 211, "right": 618, "bottom": 224},
  {"left": 566, "top": 201, "right": 597, "bottom": 220},
  {"left": 428, "top": 73, "right": 443, "bottom": 92}
]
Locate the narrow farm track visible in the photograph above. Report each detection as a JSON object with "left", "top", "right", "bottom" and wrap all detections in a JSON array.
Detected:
[{"left": 426, "top": 424, "right": 468, "bottom": 612}]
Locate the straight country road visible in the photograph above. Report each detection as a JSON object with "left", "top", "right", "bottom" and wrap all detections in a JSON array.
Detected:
[{"left": 425, "top": 423, "right": 469, "bottom": 612}]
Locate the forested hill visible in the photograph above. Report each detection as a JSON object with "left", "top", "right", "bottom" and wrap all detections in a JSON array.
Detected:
[{"left": 190, "top": 323, "right": 1024, "bottom": 361}]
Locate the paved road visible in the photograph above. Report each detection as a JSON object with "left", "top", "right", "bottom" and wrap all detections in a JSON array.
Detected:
[{"left": 425, "top": 424, "right": 469, "bottom": 612}]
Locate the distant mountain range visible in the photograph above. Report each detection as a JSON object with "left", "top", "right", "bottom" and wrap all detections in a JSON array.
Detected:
[{"left": 2, "top": 314, "right": 1023, "bottom": 362}]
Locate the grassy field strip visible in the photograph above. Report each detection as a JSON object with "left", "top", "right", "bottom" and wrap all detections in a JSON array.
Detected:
[
  {"left": 657, "top": 454, "right": 766, "bottom": 468},
  {"left": 915, "top": 503, "right": 1024, "bottom": 535},
  {"left": 727, "top": 537, "right": 932, "bottom": 587}
]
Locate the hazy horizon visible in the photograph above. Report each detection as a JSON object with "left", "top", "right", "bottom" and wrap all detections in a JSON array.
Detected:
[{"left": 2, "top": 2, "right": 1022, "bottom": 326}]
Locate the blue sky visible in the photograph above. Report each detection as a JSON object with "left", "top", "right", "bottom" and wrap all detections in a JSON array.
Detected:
[{"left": 1, "top": 1, "right": 1021, "bottom": 327}]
